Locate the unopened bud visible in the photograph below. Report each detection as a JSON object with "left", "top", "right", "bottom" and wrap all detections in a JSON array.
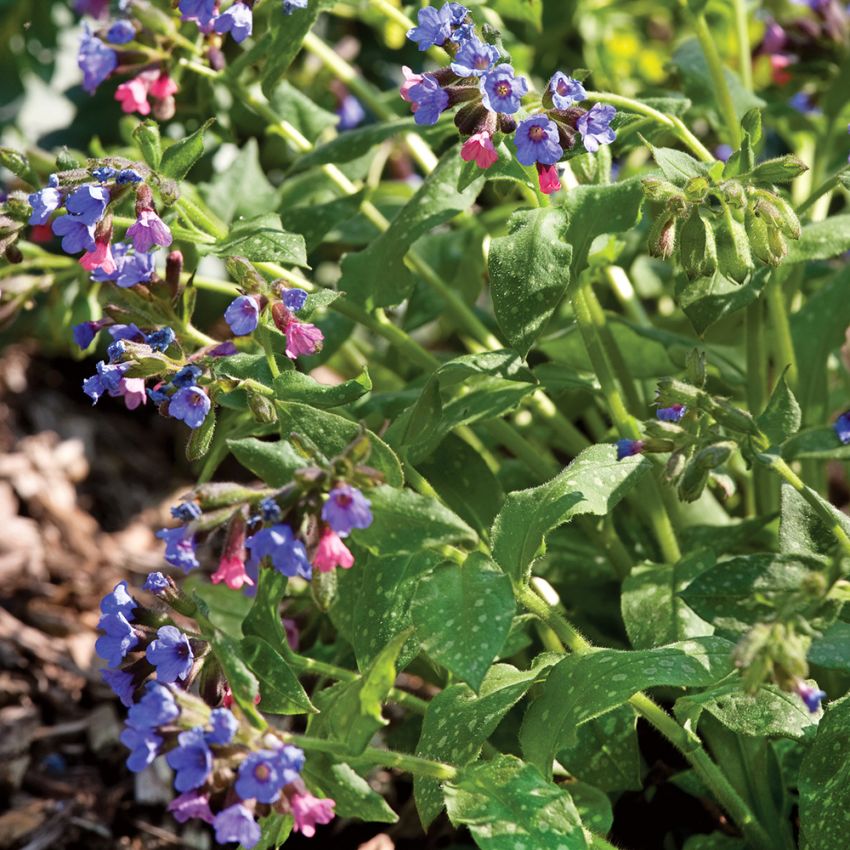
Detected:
[
  {"left": 678, "top": 460, "right": 710, "bottom": 503},
  {"left": 686, "top": 348, "right": 706, "bottom": 387},
  {"left": 716, "top": 216, "right": 754, "bottom": 284},
  {"left": 165, "top": 250, "right": 183, "bottom": 296},
  {"left": 748, "top": 155, "right": 809, "bottom": 184},
  {"left": 656, "top": 377, "right": 704, "bottom": 407},
  {"left": 694, "top": 440, "right": 735, "bottom": 470},
  {"left": 679, "top": 209, "right": 717, "bottom": 280},
  {"left": 248, "top": 391, "right": 278, "bottom": 424},
  {"left": 649, "top": 213, "right": 677, "bottom": 260},
  {"left": 642, "top": 177, "right": 685, "bottom": 204},
  {"left": 710, "top": 398, "right": 760, "bottom": 435}
]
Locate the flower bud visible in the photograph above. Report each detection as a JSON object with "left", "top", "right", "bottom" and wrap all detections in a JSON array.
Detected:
[
  {"left": 686, "top": 348, "right": 706, "bottom": 388},
  {"left": 709, "top": 472, "right": 736, "bottom": 501},
  {"left": 642, "top": 177, "right": 686, "bottom": 204},
  {"left": 683, "top": 176, "right": 710, "bottom": 202},
  {"left": 665, "top": 450, "right": 688, "bottom": 483},
  {"left": 311, "top": 566, "right": 338, "bottom": 612},
  {"left": 656, "top": 377, "right": 704, "bottom": 407},
  {"left": 166, "top": 250, "right": 183, "bottom": 296},
  {"left": 248, "top": 391, "right": 278, "bottom": 424},
  {"left": 679, "top": 209, "right": 717, "bottom": 280},
  {"left": 454, "top": 102, "right": 489, "bottom": 136},
  {"left": 720, "top": 180, "right": 747, "bottom": 208},
  {"left": 748, "top": 155, "right": 809, "bottom": 184},
  {"left": 4, "top": 243, "right": 22, "bottom": 264},
  {"left": 694, "top": 440, "right": 735, "bottom": 470},
  {"left": 716, "top": 216, "right": 754, "bottom": 284},
  {"left": 710, "top": 398, "right": 760, "bottom": 435},
  {"left": 648, "top": 213, "right": 677, "bottom": 260},
  {"left": 133, "top": 120, "right": 162, "bottom": 170},
  {"left": 677, "top": 460, "right": 710, "bottom": 503}
]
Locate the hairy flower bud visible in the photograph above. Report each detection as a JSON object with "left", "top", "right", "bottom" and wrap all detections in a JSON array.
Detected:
[
  {"left": 716, "top": 216, "right": 754, "bottom": 284},
  {"left": 649, "top": 213, "right": 677, "bottom": 260},
  {"left": 693, "top": 440, "right": 735, "bottom": 470},
  {"left": 748, "top": 155, "right": 809, "bottom": 184},
  {"left": 677, "top": 459, "right": 710, "bottom": 503},
  {"left": 679, "top": 209, "right": 717, "bottom": 280},
  {"left": 642, "top": 177, "right": 686, "bottom": 204}
]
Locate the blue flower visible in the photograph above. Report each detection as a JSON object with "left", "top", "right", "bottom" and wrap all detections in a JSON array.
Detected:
[
  {"left": 108, "top": 323, "right": 145, "bottom": 342},
  {"left": 143, "top": 571, "right": 170, "bottom": 594},
  {"left": 450, "top": 22, "right": 475, "bottom": 43},
  {"left": 73, "top": 321, "right": 101, "bottom": 349},
  {"left": 514, "top": 115, "right": 563, "bottom": 166},
  {"left": 146, "top": 327, "right": 176, "bottom": 352},
  {"left": 178, "top": 0, "right": 216, "bottom": 27},
  {"left": 274, "top": 743, "right": 305, "bottom": 784},
  {"left": 95, "top": 612, "right": 139, "bottom": 668},
  {"left": 92, "top": 166, "right": 117, "bottom": 182},
  {"left": 235, "top": 750, "right": 288, "bottom": 803},
  {"left": 120, "top": 724, "right": 163, "bottom": 772},
  {"left": 408, "top": 74, "right": 450, "bottom": 126},
  {"left": 65, "top": 185, "right": 109, "bottom": 225},
  {"left": 127, "top": 681, "right": 180, "bottom": 729},
  {"left": 444, "top": 2, "right": 469, "bottom": 24},
  {"left": 166, "top": 728, "right": 213, "bottom": 792},
  {"left": 549, "top": 71, "right": 586, "bottom": 109},
  {"left": 28, "top": 187, "right": 62, "bottom": 225},
  {"left": 52, "top": 214, "right": 96, "bottom": 254},
  {"left": 337, "top": 94, "right": 366, "bottom": 131},
  {"left": 657, "top": 404, "right": 686, "bottom": 423},
  {"left": 451, "top": 36, "right": 499, "bottom": 78},
  {"left": 78, "top": 26, "right": 117, "bottom": 94},
  {"left": 100, "top": 580, "right": 137, "bottom": 619},
  {"left": 173, "top": 364, "right": 203, "bottom": 388},
  {"left": 148, "top": 386, "right": 171, "bottom": 404},
  {"left": 246, "top": 524, "right": 311, "bottom": 580},
  {"left": 82, "top": 361, "right": 128, "bottom": 404},
  {"left": 116, "top": 168, "right": 144, "bottom": 184},
  {"left": 481, "top": 64, "right": 528, "bottom": 114},
  {"left": 283, "top": 288, "right": 308, "bottom": 312},
  {"left": 92, "top": 243, "right": 155, "bottom": 287},
  {"left": 797, "top": 681, "right": 827, "bottom": 713},
  {"left": 283, "top": 0, "right": 308, "bottom": 12},
  {"left": 147, "top": 625, "right": 194, "bottom": 684},
  {"left": 106, "top": 19, "right": 136, "bottom": 43},
  {"left": 214, "top": 2, "right": 253, "bottom": 43},
  {"left": 169, "top": 387, "right": 211, "bottom": 429},
  {"left": 834, "top": 411, "right": 850, "bottom": 444},
  {"left": 577, "top": 103, "right": 617, "bottom": 153},
  {"left": 102, "top": 668, "right": 136, "bottom": 707},
  {"left": 260, "top": 497, "right": 282, "bottom": 522},
  {"left": 107, "top": 340, "right": 126, "bottom": 363},
  {"left": 321, "top": 484, "right": 373, "bottom": 536},
  {"left": 616, "top": 439, "right": 644, "bottom": 461},
  {"left": 156, "top": 526, "right": 200, "bottom": 573},
  {"left": 171, "top": 501, "right": 202, "bottom": 522},
  {"left": 406, "top": 5, "right": 453, "bottom": 50},
  {"left": 789, "top": 91, "right": 820, "bottom": 116},
  {"left": 225, "top": 295, "right": 260, "bottom": 336},
  {"left": 207, "top": 708, "right": 239, "bottom": 745},
  {"left": 213, "top": 804, "right": 261, "bottom": 849}
]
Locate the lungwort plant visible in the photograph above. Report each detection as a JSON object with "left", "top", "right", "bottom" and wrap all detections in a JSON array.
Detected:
[{"left": 3, "top": 0, "right": 850, "bottom": 847}]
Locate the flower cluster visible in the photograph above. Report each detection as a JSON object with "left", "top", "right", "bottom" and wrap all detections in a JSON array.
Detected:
[
  {"left": 400, "top": 3, "right": 617, "bottom": 194},
  {"left": 96, "top": 577, "right": 333, "bottom": 846}
]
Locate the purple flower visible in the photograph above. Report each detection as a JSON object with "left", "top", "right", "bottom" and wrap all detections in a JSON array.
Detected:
[
  {"left": 106, "top": 19, "right": 136, "bottom": 44},
  {"left": 408, "top": 74, "right": 450, "bottom": 126},
  {"left": 514, "top": 115, "right": 563, "bottom": 166},
  {"left": 156, "top": 526, "right": 200, "bottom": 573},
  {"left": 101, "top": 668, "right": 136, "bottom": 707},
  {"left": 451, "top": 36, "right": 499, "bottom": 78},
  {"left": 116, "top": 250, "right": 156, "bottom": 288},
  {"left": 214, "top": 2, "right": 253, "bottom": 43},
  {"left": 144, "top": 571, "right": 170, "bottom": 594},
  {"left": 715, "top": 144, "right": 734, "bottom": 162},
  {"left": 64, "top": 185, "right": 109, "bottom": 224},
  {"left": 173, "top": 364, "right": 203, "bottom": 388},
  {"left": 28, "top": 186, "right": 62, "bottom": 225},
  {"left": 100, "top": 580, "right": 137, "bottom": 619},
  {"left": 82, "top": 360, "right": 129, "bottom": 404},
  {"left": 52, "top": 214, "right": 96, "bottom": 254},
  {"left": 283, "top": 0, "right": 308, "bottom": 12},
  {"left": 168, "top": 790, "right": 215, "bottom": 825},
  {"left": 95, "top": 612, "right": 139, "bottom": 667},
  {"left": 321, "top": 484, "right": 373, "bottom": 536},
  {"left": 406, "top": 5, "right": 453, "bottom": 50},
  {"left": 73, "top": 320, "right": 104, "bottom": 349},
  {"left": 92, "top": 166, "right": 117, "bottom": 182},
  {"left": 235, "top": 750, "right": 288, "bottom": 803},
  {"left": 178, "top": 0, "right": 216, "bottom": 27},
  {"left": 283, "top": 288, "right": 308, "bottom": 312},
  {"left": 797, "top": 681, "right": 827, "bottom": 713},
  {"left": 74, "top": 0, "right": 109, "bottom": 18},
  {"left": 835, "top": 411, "right": 850, "bottom": 444},
  {"left": 578, "top": 103, "right": 617, "bottom": 152},
  {"left": 117, "top": 168, "right": 144, "bottom": 184},
  {"left": 481, "top": 64, "right": 528, "bottom": 115},
  {"left": 207, "top": 708, "right": 239, "bottom": 745},
  {"left": 207, "top": 341, "right": 238, "bottom": 357},
  {"left": 245, "top": 524, "right": 311, "bottom": 580},
  {"left": 616, "top": 439, "right": 644, "bottom": 461},
  {"left": 260, "top": 497, "right": 282, "bottom": 522},
  {"left": 78, "top": 26, "right": 117, "bottom": 94},
  {"left": 107, "top": 340, "right": 126, "bottom": 363},
  {"left": 109, "top": 323, "right": 145, "bottom": 342},
  {"left": 127, "top": 682, "right": 180, "bottom": 729},
  {"left": 171, "top": 501, "right": 202, "bottom": 522},
  {"left": 549, "top": 71, "right": 586, "bottom": 109},
  {"left": 166, "top": 727, "right": 213, "bottom": 792},
  {"left": 126, "top": 210, "right": 172, "bottom": 253},
  {"left": 789, "top": 91, "right": 821, "bottom": 116},
  {"left": 213, "top": 804, "right": 261, "bottom": 849},
  {"left": 169, "top": 386, "right": 211, "bottom": 429},
  {"left": 120, "top": 724, "right": 163, "bottom": 772},
  {"left": 444, "top": 2, "right": 469, "bottom": 25},
  {"left": 225, "top": 295, "right": 261, "bottom": 336},
  {"left": 146, "top": 327, "right": 176, "bottom": 352},
  {"left": 274, "top": 744, "right": 305, "bottom": 784},
  {"left": 147, "top": 625, "right": 194, "bottom": 683},
  {"left": 337, "top": 94, "right": 366, "bottom": 131},
  {"left": 657, "top": 404, "right": 686, "bottom": 423}
]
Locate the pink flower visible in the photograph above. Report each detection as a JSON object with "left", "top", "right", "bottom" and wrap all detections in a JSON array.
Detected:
[
  {"left": 118, "top": 377, "right": 147, "bottom": 410},
  {"left": 770, "top": 53, "right": 794, "bottom": 86},
  {"left": 291, "top": 790, "right": 335, "bottom": 838},
  {"left": 127, "top": 209, "right": 172, "bottom": 253},
  {"left": 79, "top": 238, "right": 116, "bottom": 273},
  {"left": 284, "top": 321, "right": 324, "bottom": 360},
  {"left": 536, "top": 163, "right": 562, "bottom": 195},
  {"left": 313, "top": 526, "right": 354, "bottom": 573},
  {"left": 283, "top": 618, "right": 299, "bottom": 650},
  {"left": 400, "top": 66, "right": 424, "bottom": 102},
  {"left": 211, "top": 554, "right": 255, "bottom": 590},
  {"left": 460, "top": 131, "right": 499, "bottom": 169},
  {"left": 149, "top": 72, "right": 178, "bottom": 100},
  {"left": 115, "top": 75, "right": 152, "bottom": 115}
]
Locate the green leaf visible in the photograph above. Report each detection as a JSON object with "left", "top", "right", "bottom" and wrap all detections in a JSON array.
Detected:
[
  {"left": 779, "top": 483, "right": 850, "bottom": 557},
  {"left": 799, "top": 694, "right": 850, "bottom": 850},
  {"left": 621, "top": 549, "right": 715, "bottom": 649},
  {"left": 185, "top": 405, "right": 216, "bottom": 461},
  {"left": 251, "top": 813, "right": 293, "bottom": 850},
  {"left": 414, "top": 656, "right": 558, "bottom": 827},
  {"left": 269, "top": 80, "right": 338, "bottom": 143},
  {"left": 676, "top": 269, "right": 766, "bottom": 335},
  {"left": 555, "top": 705, "right": 642, "bottom": 792},
  {"left": 491, "top": 444, "right": 650, "bottom": 583},
  {"left": 281, "top": 190, "right": 367, "bottom": 252},
  {"left": 444, "top": 755, "right": 589, "bottom": 850},
  {"left": 184, "top": 574, "right": 252, "bottom": 638},
  {"left": 273, "top": 368, "right": 371, "bottom": 408},
  {"left": 810, "top": 621, "right": 850, "bottom": 671},
  {"left": 242, "top": 568, "right": 290, "bottom": 651},
  {"left": 228, "top": 437, "right": 309, "bottom": 487},
  {"left": 352, "top": 484, "right": 477, "bottom": 555},
  {"left": 489, "top": 0, "right": 543, "bottom": 27},
  {"left": 241, "top": 635, "right": 316, "bottom": 715},
  {"left": 159, "top": 118, "right": 214, "bottom": 180},
  {"left": 786, "top": 215, "right": 850, "bottom": 264},
  {"left": 205, "top": 628, "right": 263, "bottom": 727},
  {"left": 488, "top": 207, "right": 573, "bottom": 357},
  {"left": 782, "top": 427, "right": 850, "bottom": 461},
  {"left": 211, "top": 213, "right": 308, "bottom": 266},
  {"left": 683, "top": 836, "right": 747, "bottom": 850},
  {"left": 339, "top": 149, "right": 486, "bottom": 308},
  {"left": 649, "top": 144, "right": 708, "bottom": 184},
  {"left": 676, "top": 682, "right": 820, "bottom": 739},
  {"left": 569, "top": 782, "right": 613, "bottom": 836},
  {"left": 520, "top": 637, "right": 736, "bottom": 774},
  {"left": 757, "top": 369, "right": 801, "bottom": 446},
  {"left": 261, "top": 1, "right": 326, "bottom": 97},
  {"left": 301, "top": 757, "right": 398, "bottom": 823},
  {"left": 329, "top": 548, "right": 444, "bottom": 669},
  {"left": 411, "top": 553, "right": 516, "bottom": 691}
]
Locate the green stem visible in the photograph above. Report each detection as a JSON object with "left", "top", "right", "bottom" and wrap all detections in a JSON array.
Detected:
[
  {"left": 731, "top": 0, "right": 753, "bottom": 92},
  {"left": 765, "top": 275, "right": 797, "bottom": 388},
  {"left": 797, "top": 166, "right": 849, "bottom": 216}
]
